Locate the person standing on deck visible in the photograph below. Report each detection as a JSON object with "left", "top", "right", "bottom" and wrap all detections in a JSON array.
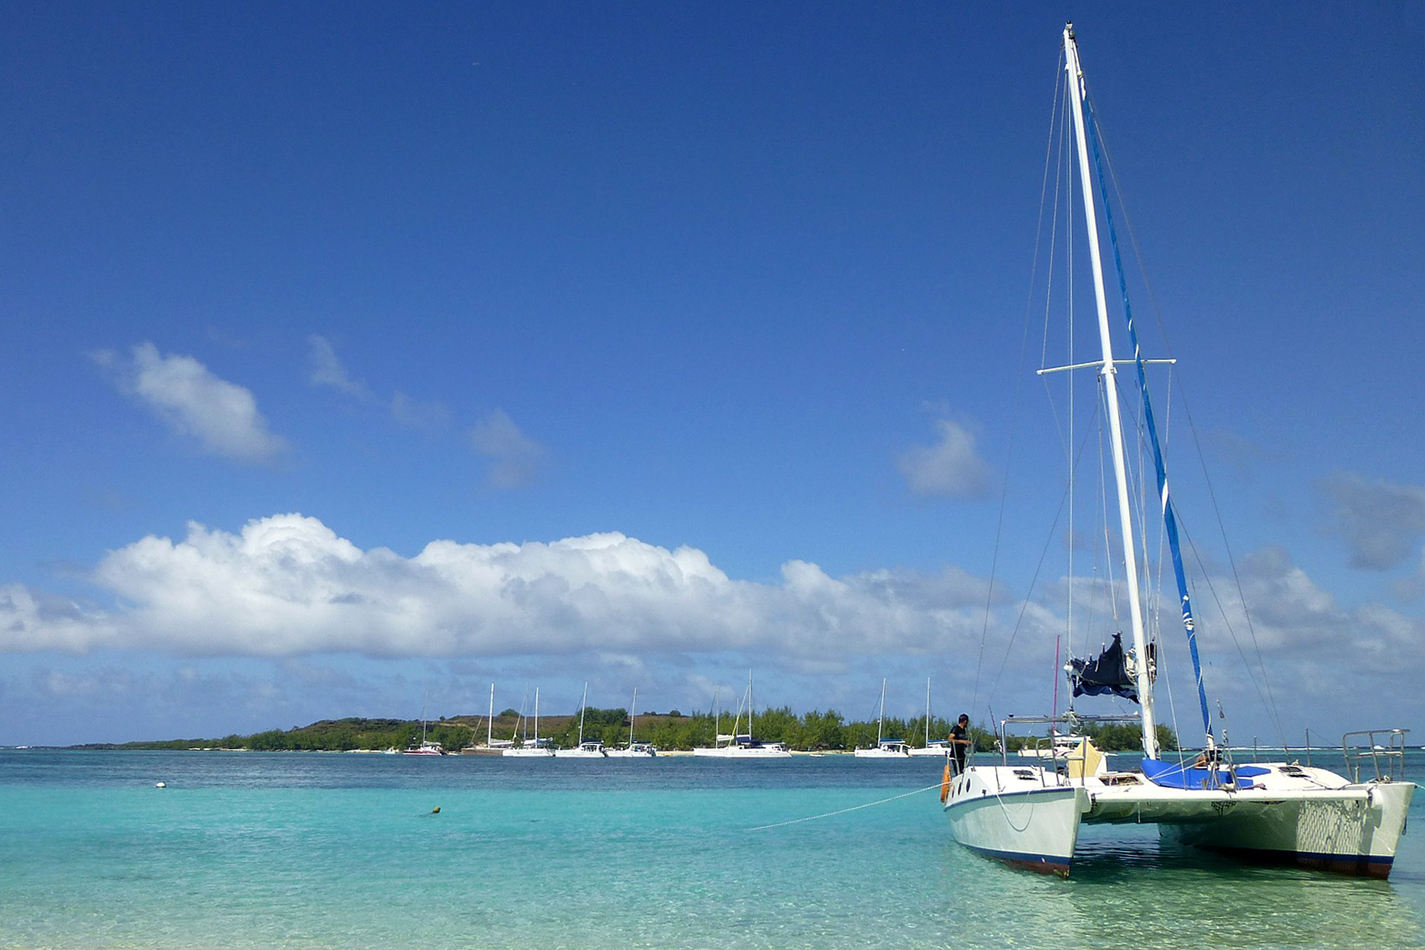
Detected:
[{"left": 949, "top": 714, "right": 971, "bottom": 774}]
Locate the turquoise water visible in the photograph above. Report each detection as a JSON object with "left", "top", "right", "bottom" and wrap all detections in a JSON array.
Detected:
[{"left": 2, "top": 750, "right": 1423, "bottom": 949}]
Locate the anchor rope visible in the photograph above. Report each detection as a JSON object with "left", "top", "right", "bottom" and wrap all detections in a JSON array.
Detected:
[{"left": 749, "top": 782, "right": 944, "bottom": 831}]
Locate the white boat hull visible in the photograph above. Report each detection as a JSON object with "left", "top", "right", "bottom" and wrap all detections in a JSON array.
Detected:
[
  {"left": 943, "top": 766, "right": 1088, "bottom": 874},
  {"left": 605, "top": 743, "right": 657, "bottom": 757},
  {"left": 1151, "top": 780, "right": 1414, "bottom": 877},
  {"left": 854, "top": 742, "right": 910, "bottom": 758},
  {"left": 402, "top": 740, "right": 445, "bottom": 755},
  {"left": 692, "top": 744, "right": 792, "bottom": 758}
]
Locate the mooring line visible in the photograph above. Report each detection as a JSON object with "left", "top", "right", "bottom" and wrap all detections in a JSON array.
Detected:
[{"left": 749, "top": 782, "right": 944, "bottom": 831}]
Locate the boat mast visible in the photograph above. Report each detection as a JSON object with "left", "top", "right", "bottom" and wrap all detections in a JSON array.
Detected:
[
  {"left": 628, "top": 687, "right": 638, "bottom": 745},
  {"left": 1063, "top": 23, "right": 1159, "bottom": 759},
  {"left": 746, "top": 669, "right": 754, "bottom": 738},
  {"left": 924, "top": 677, "right": 931, "bottom": 747},
  {"left": 487, "top": 683, "right": 494, "bottom": 747},
  {"left": 577, "top": 682, "right": 588, "bottom": 745},
  {"left": 877, "top": 678, "right": 886, "bottom": 744},
  {"left": 713, "top": 686, "right": 721, "bottom": 745},
  {"left": 420, "top": 691, "right": 430, "bottom": 745}
]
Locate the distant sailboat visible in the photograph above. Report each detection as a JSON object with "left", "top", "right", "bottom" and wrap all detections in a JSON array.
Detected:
[
  {"left": 461, "top": 683, "right": 510, "bottom": 755},
  {"left": 503, "top": 687, "right": 555, "bottom": 757},
  {"left": 560, "top": 683, "right": 607, "bottom": 758},
  {"left": 854, "top": 679, "right": 909, "bottom": 758},
  {"left": 692, "top": 671, "right": 791, "bottom": 758},
  {"left": 606, "top": 687, "right": 656, "bottom": 757},
  {"left": 907, "top": 677, "right": 951, "bottom": 757},
  {"left": 403, "top": 693, "right": 445, "bottom": 755}
]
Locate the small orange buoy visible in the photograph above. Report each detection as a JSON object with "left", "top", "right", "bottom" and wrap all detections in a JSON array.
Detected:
[
  {"left": 939, "top": 762, "right": 951, "bottom": 803},
  {"left": 432, "top": 806, "right": 441, "bottom": 814}
]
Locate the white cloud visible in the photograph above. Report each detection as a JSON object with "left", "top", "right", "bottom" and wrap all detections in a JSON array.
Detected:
[
  {"left": 1, "top": 516, "right": 1419, "bottom": 743},
  {"left": 93, "top": 342, "right": 287, "bottom": 464},
  {"left": 0, "top": 514, "right": 989, "bottom": 661},
  {"left": 1320, "top": 472, "right": 1425, "bottom": 571},
  {"left": 307, "top": 335, "right": 452, "bottom": 431},
  {"left": 307, "top": 334, "right": 372, "bottom": 400},
  {"left": 392, "top": 391, "right": 451, "bottom": 432},
  {"left": 469, "top": 409, "right": 545, "bottom": 489},
  {"left": 897, "top": 418, "right": 992, "bottom": 499}
]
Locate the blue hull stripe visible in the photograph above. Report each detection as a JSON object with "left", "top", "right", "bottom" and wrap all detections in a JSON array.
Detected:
[
  {"left": 1194, "top": 844, "right": 1395, "bottom": 877},
  {"left": 959, "top": 844, "right": 1070, "bottom": 874}
]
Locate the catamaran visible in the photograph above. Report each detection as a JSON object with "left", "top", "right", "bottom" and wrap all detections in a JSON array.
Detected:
[
  {"left": 461, "top": 683, "right": 512, "bottom": 755},
  {"left": 605, "top": 687, "right": 657, "bottom": 757},
  {"left": 503, "top": 687, "right": 555, "bottom": 757},
  {"left": 942, "top": 24, "right": 1414, "bottom": 878},
  {"left": 907, "top": 677, "right": 951, "bottom": 757}
]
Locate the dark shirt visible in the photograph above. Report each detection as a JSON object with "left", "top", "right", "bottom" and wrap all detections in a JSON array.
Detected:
[{"left": 949, "top": 723, "right": 968, "bottom": 767}]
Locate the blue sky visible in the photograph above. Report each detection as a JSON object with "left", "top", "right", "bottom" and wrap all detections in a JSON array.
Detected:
[{"left": 2, "top": 3, "right": 1422, "bottom": 747}]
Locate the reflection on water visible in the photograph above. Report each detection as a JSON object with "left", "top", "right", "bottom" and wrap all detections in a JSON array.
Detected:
[{"left": 944, "top": 824, "right": 1425, "bottom": 950}]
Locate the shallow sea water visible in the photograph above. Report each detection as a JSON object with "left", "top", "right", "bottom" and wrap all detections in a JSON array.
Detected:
[{"left": 2, "top": 749, "right": 1422, "bottom": 949}]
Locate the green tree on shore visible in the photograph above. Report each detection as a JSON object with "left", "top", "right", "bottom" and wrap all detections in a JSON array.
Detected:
[{"left": 75, "top": 711, "right": 1175, "bottom": 754}]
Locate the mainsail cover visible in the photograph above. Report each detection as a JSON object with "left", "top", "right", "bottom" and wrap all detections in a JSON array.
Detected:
[{"left": 1069, "top": 633, "right": 1139, "bottom": 703}]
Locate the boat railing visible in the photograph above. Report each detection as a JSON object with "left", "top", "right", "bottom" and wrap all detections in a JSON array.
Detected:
[
  {"left": 1341, "top": 728, "right": 1410, "bottom": 784},
  {"left": 996, "top": 713, "right": 1139, "bottom": 788}
]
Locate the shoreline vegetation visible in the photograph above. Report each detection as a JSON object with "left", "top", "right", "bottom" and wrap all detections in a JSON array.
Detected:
[{"left": 64, "top": 708, "right": 1178, "bottom": 755}]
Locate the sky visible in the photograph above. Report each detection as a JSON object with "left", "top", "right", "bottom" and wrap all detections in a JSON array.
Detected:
[{"left": 2, "top": 3, "right": 1423, "bottom": 748}]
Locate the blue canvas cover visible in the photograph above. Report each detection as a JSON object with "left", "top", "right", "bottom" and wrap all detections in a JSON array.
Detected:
[{"left": 1142, "top": 757, "right": 1259, "bottom": 790}]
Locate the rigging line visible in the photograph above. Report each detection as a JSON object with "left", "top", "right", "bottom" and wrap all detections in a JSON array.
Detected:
[
  {"left": 974, "top": 53, "right": 1070, "bottom": 721},
  {"left": 1083, "top": 97, "right": 1213, "bottom": 743},
  {"left": 1088, "top": 85, "right": 1282, "bottom": 742},
  {"left": 986, "top": 468, "right": 1069, "bottom": 702},
  {"left": 1175, "top": 512, "right": 1285, "bottom": 745},
  {"left": 987, "top": 394, "right": 1101, "bottom": 703},
  {"left": 1181, "top": 431, "right": 1287, "bottom": 748},
  {"left": 748, "top": 783, "right": 944, "bottom": 831},
  {"left": 1082, "top": 82, "right": 1285, "bottom": 749},
  {"left": 1093, "top": 104, "right": 1285, "bottom": 746},
  {"left": 1096, "top": 379, "right": 1122, "bottom": 629},
  {"left": 1041, "top": 65, "right": 1074, "bottom": 458}
]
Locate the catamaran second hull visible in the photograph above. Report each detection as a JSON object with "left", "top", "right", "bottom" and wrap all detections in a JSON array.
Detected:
[{"left": 1151, "top": 781, "right": 1414, "bottom": 877}]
